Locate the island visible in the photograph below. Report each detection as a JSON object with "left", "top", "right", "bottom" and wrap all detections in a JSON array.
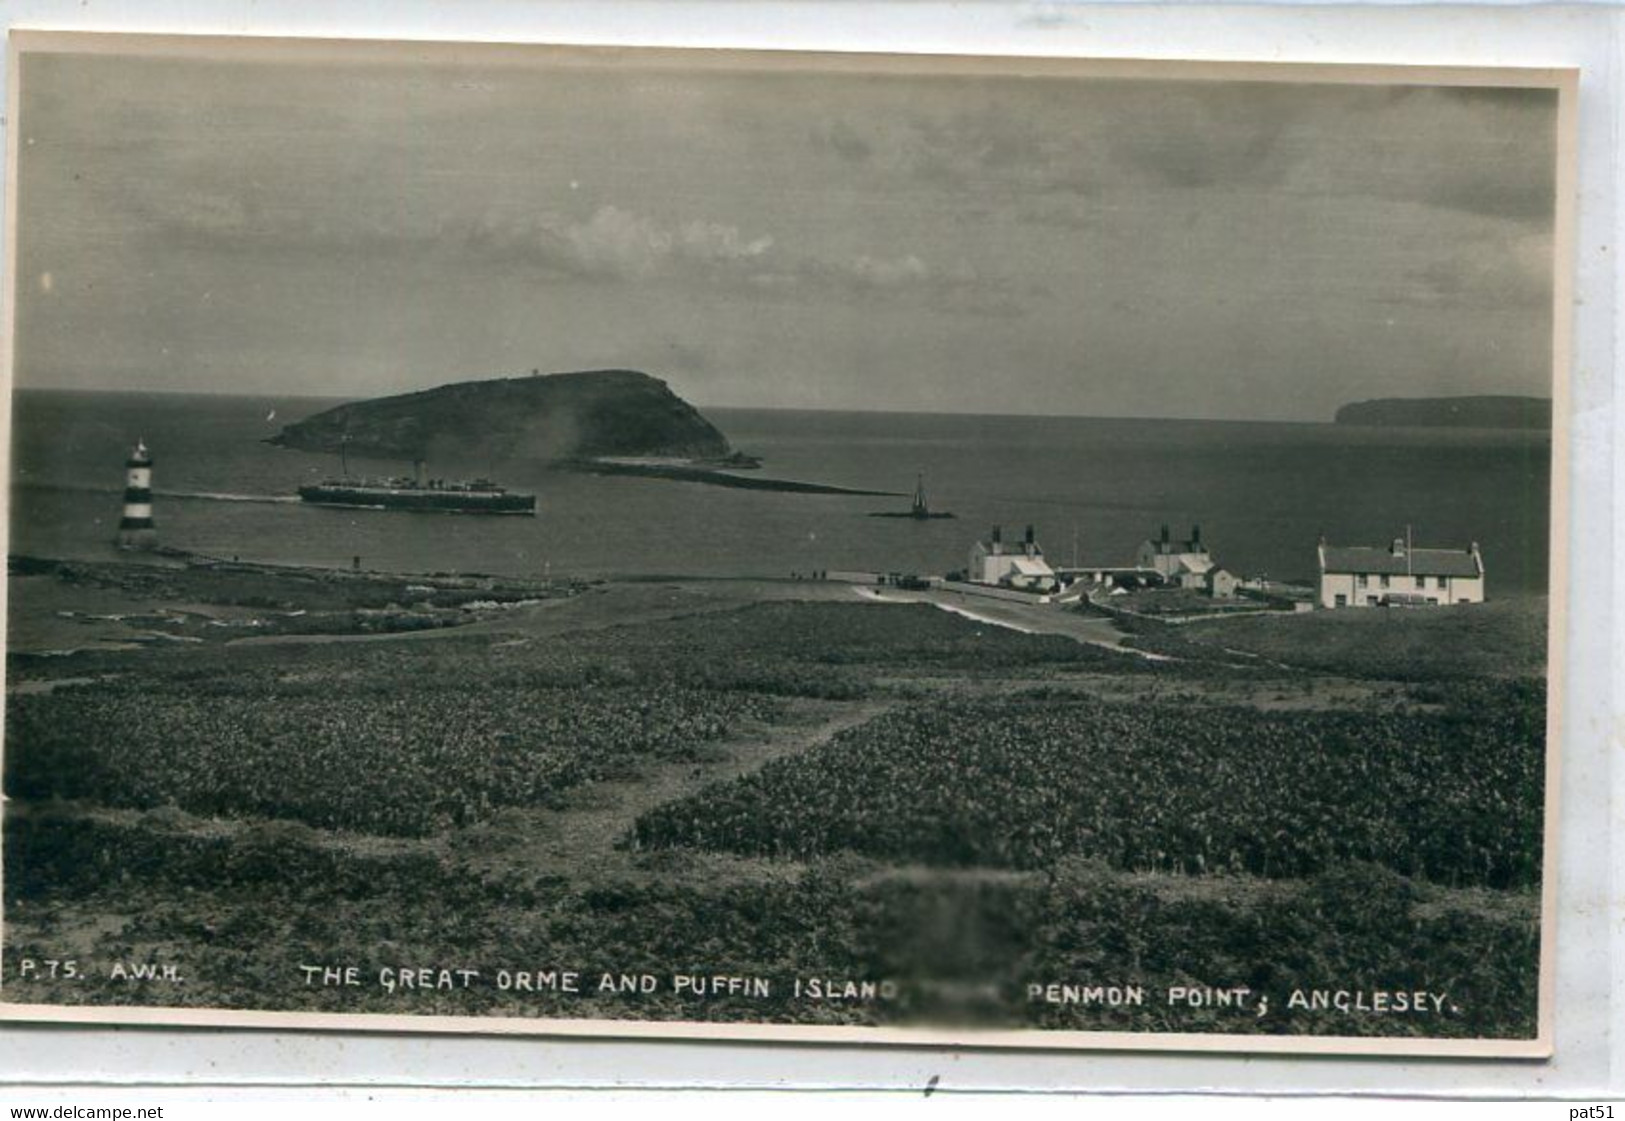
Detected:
[
  {"left": 1334, "top": 395, "right": 1551, "bottom": 430},
  {"left": 268, "top": 369, "right": 734, "bottom": 461},
  {"left": 269, "top": 368, "right": 898, "bottom": 497}
]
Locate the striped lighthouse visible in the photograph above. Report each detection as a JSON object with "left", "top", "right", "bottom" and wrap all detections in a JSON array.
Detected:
[{"left": 116, "top": 439, "right": 157, "bottom": 549}]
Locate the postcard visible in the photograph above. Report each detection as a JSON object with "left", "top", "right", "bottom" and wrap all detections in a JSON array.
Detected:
[{"left": 0, "top": 32, "right": 1574, "bottom": 1055}]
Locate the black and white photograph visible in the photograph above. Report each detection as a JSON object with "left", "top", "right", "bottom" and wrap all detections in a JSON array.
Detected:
[{"left": 0, "top": 33, "right": 1573, "bottom": 1054}]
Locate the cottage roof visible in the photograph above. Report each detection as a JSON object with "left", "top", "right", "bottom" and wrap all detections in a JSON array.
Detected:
[
  {"left": 1319, "top": 545, "right": 1481, "bottom": 578},
  {"left": 1008, "top": 556, "right": 1055, "bottom": 577}
]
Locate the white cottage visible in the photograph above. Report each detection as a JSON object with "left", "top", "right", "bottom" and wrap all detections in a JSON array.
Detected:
[
  {"left": 968, "top": 525, "right": 1057, "bottom": 592},
  {"left": 1135, "top": 524, "right": 1214, "bottom": 589},
  {"left": 1316, "top": 537, "right": 1485, "bottom": 609}
]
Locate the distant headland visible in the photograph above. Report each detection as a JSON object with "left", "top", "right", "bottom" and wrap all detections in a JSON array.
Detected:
[
  {"left": 1334, "top": 395, "right": 1551, "bottom": 430},
  {"left": 267, "top": 369, "right": 733, "bottom": 461}
]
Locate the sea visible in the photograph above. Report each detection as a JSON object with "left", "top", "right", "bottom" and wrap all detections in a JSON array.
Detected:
[{"left": 7, "top": 390, "right": 1554, "bottom": 594}]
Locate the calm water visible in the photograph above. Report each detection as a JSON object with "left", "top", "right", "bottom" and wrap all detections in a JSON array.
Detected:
[{"left": 8, "top": 391, "right": 1553, "bottom": 592}]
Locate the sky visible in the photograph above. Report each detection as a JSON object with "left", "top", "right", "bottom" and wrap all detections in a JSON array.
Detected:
[{"left": 11, "top": 47, "right": 1561, "bottom": 421}]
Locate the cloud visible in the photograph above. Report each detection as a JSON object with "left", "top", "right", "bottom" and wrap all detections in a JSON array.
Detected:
[
  {"left": 123, "top": 177, "right": 1008, "bottom": 315},
  {"left": 1295, "top": 86, "right": 1558, "bottom": 225},
  {"left": 559, "top": 206, "right": 775, "bottom": 277},
  {"left": 805, "top": 99, "right": 1092, "bottom": 196},
  {"left": 805, "top": 84, "right": 1307, "bottom": 200},
  {"left": 808, "top": 80, "right": 1557, "bottom": 245},
  {"left": 456, "top": 204, "right": 1009, "bottom": 314},
  {"left": 1387, "top": 227, "right": 1553, "bottom": 311}
]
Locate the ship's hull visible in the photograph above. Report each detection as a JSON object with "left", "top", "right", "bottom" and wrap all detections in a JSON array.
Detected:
[{"left": 298, "top": 485, "right": 536, "bottom": 515}]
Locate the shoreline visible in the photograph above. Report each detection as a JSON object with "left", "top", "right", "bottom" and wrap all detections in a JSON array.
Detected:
[
  {"left": 5, "top": 552, "right": 584, "bottom": 658},
  {"left": 5, "top": 551, "right": 1137, "bottom": 660},
  {"left": 6, "top": 551, "right": 1547, "bottom": 674}
]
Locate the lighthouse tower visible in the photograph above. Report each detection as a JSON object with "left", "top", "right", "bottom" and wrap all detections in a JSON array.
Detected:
[{"left": 116, "top": 439, "right": 157, "bottom": 550}]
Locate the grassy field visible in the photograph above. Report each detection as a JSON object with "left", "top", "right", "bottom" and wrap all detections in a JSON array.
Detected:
[
  {"left": 1110, "top": 595, "right": 1549, "bottom": 680},
  {"left": 2, "top": 568, "right": 1549, "bottom": 1040}
]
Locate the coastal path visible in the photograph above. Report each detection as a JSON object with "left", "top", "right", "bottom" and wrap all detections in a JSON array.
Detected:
[{"left": 846, "top": 584, "right": 1141, "bottom": 653}]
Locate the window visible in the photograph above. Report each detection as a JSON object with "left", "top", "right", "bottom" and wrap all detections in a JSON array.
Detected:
[
  {"left": 1379, "top": 574, "right": 1390, "bottom": 588},
  {"left": 1356, "top": 574, "right": 1367, "bottom": 588},
  {"left": 1334, "top": 594, "right": 1347, "bottom": 607}
]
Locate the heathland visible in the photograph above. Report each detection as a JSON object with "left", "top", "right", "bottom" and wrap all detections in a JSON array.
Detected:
[{"left": 2, "top": 558, "right": 1547, "bottom": 1039}]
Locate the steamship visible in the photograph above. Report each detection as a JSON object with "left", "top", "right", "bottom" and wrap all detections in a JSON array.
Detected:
[{"left": 298, "top": 457, "right": 536, "bottom": 516}]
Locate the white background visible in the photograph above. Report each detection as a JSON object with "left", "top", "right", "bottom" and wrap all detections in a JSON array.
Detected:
[{"left": 0, "top": 0, "right": 1618, "bottom": 1099}]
